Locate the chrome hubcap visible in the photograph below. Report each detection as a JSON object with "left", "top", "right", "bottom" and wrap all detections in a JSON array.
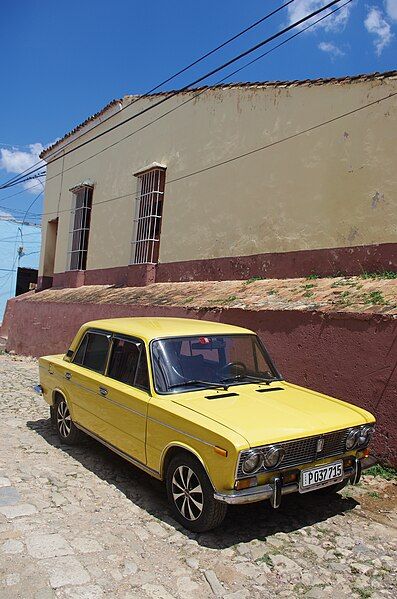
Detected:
[
  {"left": 57, "top": 400, "right": 71, "bottom": 438},
  {"left": 172, "top": 465, "right": 203, "bottom": 521}
]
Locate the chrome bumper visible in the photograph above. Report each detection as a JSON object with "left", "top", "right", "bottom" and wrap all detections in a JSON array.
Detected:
[
  {"left": 33, "top": 385, "right": 43, "bottom": 395},
  {"left": 214, "top": 459, "right": 364, "bottom": 506}
]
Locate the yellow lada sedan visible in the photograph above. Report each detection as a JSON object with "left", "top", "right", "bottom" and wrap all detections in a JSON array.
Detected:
[{"left": 36, "top": 317, "right": 376, "bottom": 532}]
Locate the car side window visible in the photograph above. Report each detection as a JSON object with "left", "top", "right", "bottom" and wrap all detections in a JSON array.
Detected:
[
  {"left": 108, "top": 337, "right": 149, "bottom": 391},
  {"left": 73, "top": 334, "right": 88, "bottom": 365},
  {"left": 73, "top": 332, "right": 110, "bottom": 374}
]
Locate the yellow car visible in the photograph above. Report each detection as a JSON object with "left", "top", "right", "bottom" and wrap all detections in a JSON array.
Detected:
[{"left": 36, "top": 317, "right": 376, "bottom": 532}]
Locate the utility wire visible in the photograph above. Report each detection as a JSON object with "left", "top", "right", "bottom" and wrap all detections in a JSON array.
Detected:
[
  {"left": 35, "top": 91, "right": 395, "bottom": 220},
  {"left": 0, "top": 182, "right": 42, "bottom": 204},
  {"left": 0, "top": 172, "right": 46, "bottom": 191},
  {"left": 0, "top": 0, "right": 345, "bottom": 189},
  {"left": 31, "top": 0, "right": 353, "bottom": 192},
  {"left": 0, "top": 1, "right": 297, "bottom": 190}
]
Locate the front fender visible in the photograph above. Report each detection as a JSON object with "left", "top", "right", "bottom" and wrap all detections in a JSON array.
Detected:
[{"left": 160, "top": 441, "right": 216, "bottom": 488}]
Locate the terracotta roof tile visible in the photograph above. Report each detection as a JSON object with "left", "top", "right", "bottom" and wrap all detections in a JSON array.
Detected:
[{"left": 40, "top": 70, "right": 397, "bottom": 160}]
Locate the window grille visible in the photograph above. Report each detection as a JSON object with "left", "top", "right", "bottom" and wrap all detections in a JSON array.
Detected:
[
  {"left": 68, "top": 185, "right": 93, "bottom": 271},
  {"left": 131, "top": 167, "right": 165, "bottom": 264}
]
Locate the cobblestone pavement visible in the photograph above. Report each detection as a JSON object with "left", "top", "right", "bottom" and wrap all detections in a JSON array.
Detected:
[{"left": 0, "top": 354, "right": 396, "bottom": 599}]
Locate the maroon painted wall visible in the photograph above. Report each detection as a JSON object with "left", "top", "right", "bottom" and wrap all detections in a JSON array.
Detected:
[
  {"left": 3, "top": 298, "right": 396, "bottom": 466},
  {"left": 37, "top": 243, "right": 397, "bottom": 291}
]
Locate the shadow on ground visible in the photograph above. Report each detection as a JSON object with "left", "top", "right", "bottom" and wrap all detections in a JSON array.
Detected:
[{"left": 27, "top": 417, "right": 359, "bottom": 549}]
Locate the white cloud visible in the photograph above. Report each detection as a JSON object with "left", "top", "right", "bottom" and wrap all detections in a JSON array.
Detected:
[
  {"left": 318, "top": 41, "right": 345, "bottom": 57},
  {"left": 385, "top": 0, "right": 397, "bottom": 21},
  {"left": 0, "top": 143, "right": 46, "bottom": 193},
  {"left": 287, "top": 0, "right": 353, "bottom": 32},
  {"left": 365, "top": 7, "right": 394, "bottom": 55},
  {"left": 0, "top": 209, "right": 13, "bottom": 220}
]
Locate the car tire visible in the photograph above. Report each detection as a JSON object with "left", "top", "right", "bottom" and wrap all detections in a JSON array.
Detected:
[
  {"left": 166, "top": 453, "right": 227, "bottom": 533},
  {"left": 54, "top": 396, "right": 82, "bottom": 445},
  {"left": 315, "top": 479, "right": 349, "bottom": 495}
]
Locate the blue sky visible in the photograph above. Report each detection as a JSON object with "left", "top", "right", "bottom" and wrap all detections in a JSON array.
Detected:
[
  {"left": 0, "top": 218, "right": 41, "bottom": 319},
  {"left": 0, "top": 0, "right": 396, "bottom": 223}
]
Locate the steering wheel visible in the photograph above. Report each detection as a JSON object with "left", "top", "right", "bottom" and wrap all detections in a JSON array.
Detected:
[{"left": 219, "top": 361, "right": 247, "bottom": 378}]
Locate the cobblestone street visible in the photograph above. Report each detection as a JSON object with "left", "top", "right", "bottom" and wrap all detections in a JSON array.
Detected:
[{"left": 0, "top": 353, "right": 396, "bottom": 599}]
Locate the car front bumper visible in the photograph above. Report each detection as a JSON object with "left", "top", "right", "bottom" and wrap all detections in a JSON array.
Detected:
[{"left": 214, "top": 456, "right": 376, "bottom": 506}]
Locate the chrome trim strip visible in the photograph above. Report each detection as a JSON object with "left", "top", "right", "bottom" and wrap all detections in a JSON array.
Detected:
[
  {"left": 147, "top": 416, "right": 214, "bottom": 448},
  {"left": 99, "top": 393, "right": 146, "bottom": 419},
  {"left": 235, "top": 427, "right": 353, "bottom": 478},
  {"left": 215, "top": 465, "right": 356, "bottom": 505},
  {"left": 39, "top": 367, "right": 214, "bottom": 448},
  {"left": 74, "top": 423, "right": 161, "bottom": 479}
]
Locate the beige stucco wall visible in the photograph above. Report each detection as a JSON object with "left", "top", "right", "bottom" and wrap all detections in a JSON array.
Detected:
[{"left": 39, "top": 76, "right": 397, "bottom": 277}]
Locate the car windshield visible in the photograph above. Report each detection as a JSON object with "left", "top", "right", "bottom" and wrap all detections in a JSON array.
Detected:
[{"left": 151, "top": 334, "right": 280, "bottom": 394}]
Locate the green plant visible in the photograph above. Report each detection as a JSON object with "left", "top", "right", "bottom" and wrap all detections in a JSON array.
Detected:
[
  {"left": 306, "top": 274, "right": 319, "bottom": 280},
  {"left": 267, "top": 289, "right": 278, "bottom": 295},
  {"left": 245, "top": 276, "right": 263, "bottom": 285},
  {"left": 302, "top": 283, "right": 315, "bottom": 290},
  {"left": 360, "top": 271, "right": 397, "bottom": 280},
  {"left": 303, "top": 290, "right": 314, "bottom": 298},
  {"left": 353, "top": 588, "right": 372, "bottom": 599},
  {"left": 256, "top": 554, "right": 273, "bottom": 566},
  {"left": 365, "top": 464, "right": 397, "bottom": 480},
  {"left": 360, "top": 290, "right": 389, "bottom": 305},
  {"left": 368, "top": 491, "right": 380, "bottom": 499}
]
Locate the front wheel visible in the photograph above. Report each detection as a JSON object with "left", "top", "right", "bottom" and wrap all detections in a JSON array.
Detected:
[
  {"left": 166, "top": 453, "right": 227, "bottom": 532},
  {"left": 54, "top": 396, "right": 82, "bottom": 445}
]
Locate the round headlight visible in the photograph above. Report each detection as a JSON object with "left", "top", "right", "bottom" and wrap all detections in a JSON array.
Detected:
[
  {"left": 241, "top": 451, "right": 262, "bottom": 474},
  {"left": 263, "top": 446, "right": 285, "bottom": 469},
  {"left": 346, "top": 428, "right": 360, "bottom": 450},
  {"left": 358, "top": 425, "right": 373, "bottom": 446}
]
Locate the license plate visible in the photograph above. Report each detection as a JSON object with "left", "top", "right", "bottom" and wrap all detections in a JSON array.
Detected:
[{"left": 299, "top": 460, "right": 343, "bottom": 493}]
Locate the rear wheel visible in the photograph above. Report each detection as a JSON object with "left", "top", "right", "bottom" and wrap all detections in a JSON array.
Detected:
[
  {"left": 166, "top": 453, "right": 227, "bottom": 532},
  {"left": 54, "top": 396, "right": 82, "bottom": 445}
]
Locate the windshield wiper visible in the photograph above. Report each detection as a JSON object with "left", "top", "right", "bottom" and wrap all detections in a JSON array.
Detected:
[
  {"left": 220, "top": 374, "right": 276, "bottom": 385},
  {"left": 168, "top": 380, "right": 229, "bottom": 391}
]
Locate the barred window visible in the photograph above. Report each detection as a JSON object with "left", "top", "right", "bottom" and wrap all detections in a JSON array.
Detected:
[
  {"left": 69, "top": 185, "right": 93, "bottom": 271},
  {"left": 132, "top": 167, "right": 165, "bottom": 264}
]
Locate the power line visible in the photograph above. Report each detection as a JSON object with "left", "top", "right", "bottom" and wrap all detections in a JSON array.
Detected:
[
  {"left": 0, "top": 181, "right": 42, "bottom": 204},
  {"left": 30, "top": 0, "right": 353, "bottom": 193},
  {"left": 0, "top": 0, "right": 346, "bottom": 189},
  {"left": 35, "top": 91, "right": 395, "bottom": 220},
  {"left": 0, "top": 1, "right": 297, "bottom": 191},
  {"left": 122, "top": 1, "right": 298, "bottom": 100},
  {"left": 0, "top": 172, "right": 46, "bottom": 191}
]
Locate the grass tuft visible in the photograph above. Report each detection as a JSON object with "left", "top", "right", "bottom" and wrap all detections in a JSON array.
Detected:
[{"left": 365, "top": 464, "right": 397, "bottom": 480}]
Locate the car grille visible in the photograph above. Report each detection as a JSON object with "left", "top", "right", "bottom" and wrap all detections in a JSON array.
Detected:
[{"left": 237, "top": 428, "right": 351, "bottom": 478}]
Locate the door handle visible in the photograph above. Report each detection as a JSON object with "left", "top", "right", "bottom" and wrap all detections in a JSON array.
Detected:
[
  {"left": 99, "top": 387, "right": 108, "bottom": 396},
  {"left": 65, "top": 372, "right": 72, "bottom": 380}
]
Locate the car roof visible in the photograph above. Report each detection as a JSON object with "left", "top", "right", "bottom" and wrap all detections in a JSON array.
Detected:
[{"left": 82, "top": 317, "right": 254, "bottom": 341}]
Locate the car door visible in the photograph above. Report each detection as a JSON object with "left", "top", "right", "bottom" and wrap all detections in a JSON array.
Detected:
[
  {"left": 97, "top": 335, "right": 150, "bottom": 464},
  {"left": 66, "top": 329, "right": 112, "bottom": 437}
]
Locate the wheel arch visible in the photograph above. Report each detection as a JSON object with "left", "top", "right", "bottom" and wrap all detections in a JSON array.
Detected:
[
  {"left": 51, "top": 389, "right": 75, "bottom": 417},
  {"left": 160, "top": 442, "right": 215, "bottom": 489}
]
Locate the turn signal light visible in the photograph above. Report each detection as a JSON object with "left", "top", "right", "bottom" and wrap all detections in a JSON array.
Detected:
[
  {"left": 235, "top": 477, "right": 257, "bottom": 490},
  {"left": 283, "top": 472, "right": 298, "bottom": 484},
  {"left": 214, "top": 446, "right": 228, "bottom": 457}
]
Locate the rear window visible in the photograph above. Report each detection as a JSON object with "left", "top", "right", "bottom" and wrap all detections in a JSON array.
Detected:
[{"left": 73, "top": 332, "right": 110, "bottom": 374}]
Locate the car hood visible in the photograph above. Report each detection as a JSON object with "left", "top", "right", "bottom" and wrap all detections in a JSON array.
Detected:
[{"left": 171, "top": 381, "right": 375, "bottom": 448}]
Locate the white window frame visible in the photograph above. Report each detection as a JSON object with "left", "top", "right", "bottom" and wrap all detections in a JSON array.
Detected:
[
  {"left": 131, "top": 165, "right": 166, "bottom": 265},
  {"left": 68, "top": 184, "right": 93, "bottom": 271}
]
